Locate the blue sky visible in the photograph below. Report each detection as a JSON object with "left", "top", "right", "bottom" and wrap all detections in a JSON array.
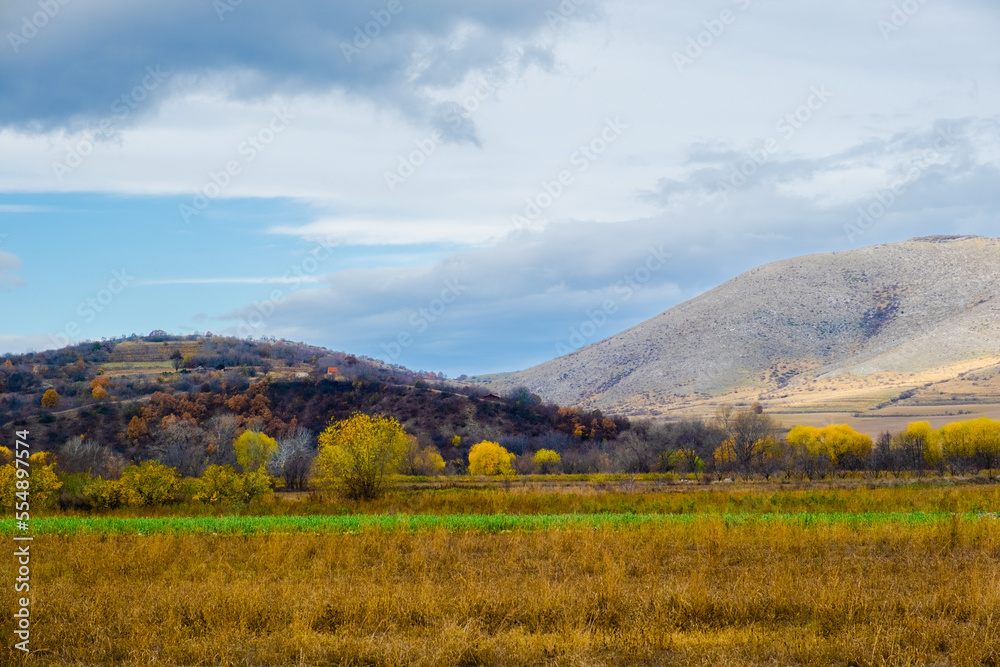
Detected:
[{"left": 1, "top": 0, "right": 998, "bottom": 376}]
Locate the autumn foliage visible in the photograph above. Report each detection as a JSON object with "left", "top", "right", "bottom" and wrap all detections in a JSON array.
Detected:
[
  {"left": 311, "top": 413, "right": 409, "bottom": 499},
  {"left": 468, "top": 441, "right": 516, "bottom": 476}
]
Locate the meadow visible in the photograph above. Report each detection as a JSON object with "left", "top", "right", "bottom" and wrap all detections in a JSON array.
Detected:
[{"left": 4, "top": 479, "right": 1000, "bottom": 666}]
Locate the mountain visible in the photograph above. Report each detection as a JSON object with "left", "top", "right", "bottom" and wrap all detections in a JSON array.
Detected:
[{"left": 480, "top": 236, "right": 1000, "bottom": 416}]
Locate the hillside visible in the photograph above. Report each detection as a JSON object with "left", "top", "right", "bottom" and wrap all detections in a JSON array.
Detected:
[
  {"left": 479, "top": 236, "right": 1000, "bottom": 418},
  {"left": 0, "top": 334, "right": 629, "bottom": 473}
]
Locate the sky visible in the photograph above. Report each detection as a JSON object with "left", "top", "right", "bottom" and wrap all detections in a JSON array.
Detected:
[{"left": 0, "top": 0, "right": 998, "bottom": 377}]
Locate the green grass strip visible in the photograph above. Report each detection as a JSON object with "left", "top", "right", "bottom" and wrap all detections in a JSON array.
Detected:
[{"left": 2, "top": 511, "right": 994, "bottom": 536}]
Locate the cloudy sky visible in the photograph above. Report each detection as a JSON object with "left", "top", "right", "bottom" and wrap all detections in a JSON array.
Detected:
[{"left": 1, "top": 0, "right": 998, "bottom": 376}]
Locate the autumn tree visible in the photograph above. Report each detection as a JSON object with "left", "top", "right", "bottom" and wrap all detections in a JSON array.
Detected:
[
  {"left": 468, "top": 441, "right": 516, "bottom": 476},
  {"left": 195, "top": 464, "right": 272, "bottom": 503},
  {"left": 533, "top": 449, "right": 562, "bottom": 474},
  {"left": 0, "top": 452, "right": 63, "bottom": 509},
  {"left": 714, "top": 405, "right": 776, "bottom": 473},
  {"left": 787, "top": 425, "right": 872, "bottom": 477},
  {"left": 91, "top": 376, "right": 111, "bottom": 400},
  {"left": 892, "top": 421, "right": 940, "bottom": 472},
  {"left": 127, "top": 416, "right": 149, "bottom": 443},
  {"left": 41, "top": 389, "right": 60, "bottom": 409},
  {"left": 311, "top": 413, "right": 409, "bottom": 500},
  {"left": 233, "top": 430, "right": 278, "bottom": 473},
  {"left": 119, "top": 461, "right": 181, "bottom": 506},
  {"left": 400, "top": 435, "right": 446, "bottom": 476}
]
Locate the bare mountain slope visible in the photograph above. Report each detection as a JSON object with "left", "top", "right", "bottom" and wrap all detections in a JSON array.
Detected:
[{"left": 482, "top": 236, "right": 1000, "bottom": 414}]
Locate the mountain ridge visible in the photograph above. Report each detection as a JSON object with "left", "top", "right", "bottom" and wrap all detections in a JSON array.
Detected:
[{"left": 480, "top": 235, "right": 1000, "bottom": 415}]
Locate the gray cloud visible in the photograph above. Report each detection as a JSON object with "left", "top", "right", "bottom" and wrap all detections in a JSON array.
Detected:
[
  {"left": 217, "top": 115, "right": 1000, "bottom": 376},
  {"left": 1, "top": 0, "right": 601, "bottom": 139}
]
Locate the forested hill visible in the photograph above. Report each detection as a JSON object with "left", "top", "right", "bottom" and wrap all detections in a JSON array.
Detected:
[{"left": 0, "top": 334, "right": 627, "bottom": 475}]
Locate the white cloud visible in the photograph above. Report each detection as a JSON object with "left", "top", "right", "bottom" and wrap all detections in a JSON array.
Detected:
[{"left": 0, "top": 251, "right": 24, "bottom": 290}]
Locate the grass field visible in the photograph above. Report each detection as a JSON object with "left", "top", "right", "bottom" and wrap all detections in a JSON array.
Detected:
[
  {"left": 5, "top": 481, "right": 1000, "bottom": 665},
  {"left": 3, "top": 510, "right": 990, "bottom": 537}
]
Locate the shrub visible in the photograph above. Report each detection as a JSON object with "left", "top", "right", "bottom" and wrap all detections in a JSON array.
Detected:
[
  {"left": 468, "top": 441, "right": 516, "bottom": 476},
  {"left": 119, "top": 461, "right": 181, "bottom": 506},
  {"left": 0, "top": 452, "right": 63, "bottom": 509},
  {"left": 83, "top": 478, "right": 135, "bottom": 509},
  {"left": 533, "top": 449, "right": 562, "bottom": 474},
  {"left": 196, "top": 465, "right": 243, "bottom": 503},
  {"left": 402, "top": 436, "right": 446, "bottom": 476}
]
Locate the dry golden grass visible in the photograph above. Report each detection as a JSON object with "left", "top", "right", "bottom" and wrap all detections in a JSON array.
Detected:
[{"left": 4, "top": 517, "right": 1000, "bottom": 665}]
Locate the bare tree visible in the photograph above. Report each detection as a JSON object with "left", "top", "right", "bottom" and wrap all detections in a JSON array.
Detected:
[
  {"left": 268, "top": 427, "right": 315, "bottom": 490},
  {"left": 152, "top": 418, "right": 208, "bottom": 477},
  {"left": 715, "top": 405, "right": 775, "bottom": 472},
  {"left": 205, "top": 413, "right": 241, "bottom": 467}
]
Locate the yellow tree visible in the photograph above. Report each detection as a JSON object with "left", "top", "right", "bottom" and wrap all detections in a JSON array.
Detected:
[
  {"left": 0, "top": 452, "right": 63, "bottom": 509},
  {"left": 533, "top": 449, "right": 562, "bottom": 474},
  {"left": 468, "top": 441, "right": 515, "bottom": 476},
  {"left": 119, "top": 461, "right": 181, "bottom": 506},
  {"left": 233, "top": 430, "right": 278, "bottom": 473},
  {"left": 401, "top": 436, "right": 446, "bottom": 476},
  {"left": 311, "top": 413, "right": 409, "bottom": 499},
  {"left": 906, "top": 421, "right": 941, "bottom": 468},
  {"left": 91, "top": 376, "right": 111, "bottom": 400},
  {"left": 821, "top": 425, "right": 873, "bottom": 469},
  {"left": 939, "top": 418, "right": 1000, "bottom": 471},
  {"left": 41, "top": 389, "right": 60, "bottom": 409}
]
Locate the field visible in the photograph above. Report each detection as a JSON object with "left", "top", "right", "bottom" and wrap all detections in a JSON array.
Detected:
[{"left": 4, "top": 480, "right": 1000, "bottom": 666}]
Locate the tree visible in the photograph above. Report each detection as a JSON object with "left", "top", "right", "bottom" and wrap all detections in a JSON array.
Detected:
[
  {"left": 872, "top": 431, "right": 899, "bottom": 477},
  {"left": 205, "top": 413, "right": 240, "bottom": 467},
  {"left": 311, "top": 413, "right": 409, "bottom": 500},
  {"left": 233, "top": 430, "right": 278, "bottom": 473},
  {"left": 893, "top": 421, "right": 940, "bottom": 472},
  {"left": 715, "top": 405, "right": 775, "bottom": 472},
  {"left": 119, "top": 461, "right": 181, "bottom": 506},
  {"left": 0, "top": 452, "right": 63, "bottom": 509},
  {"left": 41, "top": 389, "right": 60, "bottom": 409},
  {"left": 91, "top": 376, "right": 111, "bottom": 400},
  {"left": 533, "top": 449, "right": 562, "bottom": 474},
  {"left": 400, "top": 436, "right": 446, "bottom": 476},
  {"left": 126, "top": 416, "right": 149, "bottom": 443},
  {"left": 153, "top": 416, "right": 208, "bottom": 477},
  {"left": 195, "top": 465, "right": 273, "bottom": 504},
  {"left": 468, "top": 441, "right": 516, "bottom": 476},
  {"left": 268, "top": 427, "right": 315, "bottom": 490}
]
